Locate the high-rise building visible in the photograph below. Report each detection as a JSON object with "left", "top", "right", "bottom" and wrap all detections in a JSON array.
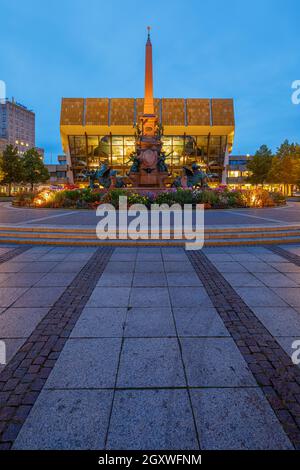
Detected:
[{"left": 0, "top": 98, "right": 35, "bottom": 154}]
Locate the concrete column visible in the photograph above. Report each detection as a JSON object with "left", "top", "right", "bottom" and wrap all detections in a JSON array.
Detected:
[
  {"left": 65, "top": 149, "right": 74, "bottom": 184},
  {"left": 221, "top": 145, "right": 230, "bottom": 185}
]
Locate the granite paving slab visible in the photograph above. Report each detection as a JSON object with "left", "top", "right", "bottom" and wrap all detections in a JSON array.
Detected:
[
  {"left": 117, "top": 338, "right": 185, "bottom": 388},
  {"left": 87, "top": 287, "right": 131, "bottom": 308},
  {"left": 18, "top": 262, "right": 58, "bottom": 273},
  {"left": 0, "top": 263, "right": 29, "bottom": 273},
  {"left": 0, "top": 287, "right": 28, "bottom": 307},
  {"left": 0, "top": 307, "right": 49, "bottom": 337},
  {"left": 221, "top": 272, "right": 264, "bottom": 287},
  {"left": 270, "top": 263, "right": 300, "bottom": 273},
  {"left": 210, "top": 262, "right": 248, "bottom": 273},
  {"left": 0, "top": 273, "right": 43, "bottom": 287},
  {"left": 166, "top": 272, "right": 203, "bottom": 287},
  {"left": 106, "top": 390, "right": 199, "bottom": 450},
  {"left": 96, "top": 272, "right": 134, "bottom": 287},
  {"left": 135, "top": 262, "right": 164, "bottom": 273},
  {"left": 70, "top": 308, "right": 127, "bottom": 338},
  {"left": 191, "top": 388, "right": 292, "bottom": 450},
  {"left": 12, "top": 287, "right": 66, "bottom": 308},
  {"left": 181, "top": 338, "right": 256, "bottom": 387},
  {"left": 233, "top": 286, "right": 288, "bottom": 307},
  {"left": 272, "top": 287, "right": 300, "bottom": 307},
  {"left": 132, "top": 273, "right": 167, "bottom": 287},
  {"left": 129, "top": 287, "right": 170, "bottom": 308},
  {"left": 169, "top": 287, "right": 213, "bottom": 308},
  {"left": 124, "top": 307, "right": 176, "bottom": 337},
  {"left": 173, "top": 307, "right": 229, "bottom": 337},
  {"left": 35, "top": 272, "right": 77, "bottom": 287},
  {"left": 251, "top": 307, "right": 300, "bottom": 337},
  {"left": 105, "top": 262, "right": 135, "bottom": 273},
  {"left": 253, "top": 272, "right": 298, "bottom": 287},
  {"left": 13, "top": 390, "right": 113, "bottom": 450},
  {"left": 45, "top": 338, "right": 122, "bottom": 389},
  {"left": 50, "top": 261, "right": 88, "bottom": 273}
]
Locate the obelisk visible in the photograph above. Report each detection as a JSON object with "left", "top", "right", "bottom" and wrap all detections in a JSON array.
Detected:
[
  {"left": 140, "top": 26, "right": 157, "bottom": 137},
  {"left": 144, "top": 26, "right": 154, "bottom": 116},
  {"left": 129, "top": 27, "right": 168, "bottom": 188}
]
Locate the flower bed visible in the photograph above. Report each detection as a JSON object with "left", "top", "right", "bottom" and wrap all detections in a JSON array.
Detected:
[{"left": 12, "top": 186, "right": 286, "bottom": 210}]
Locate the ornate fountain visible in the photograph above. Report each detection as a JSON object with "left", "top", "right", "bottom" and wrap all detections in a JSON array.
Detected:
[{"left": 83, "top": 28, "right": 214, "bottom": 191}]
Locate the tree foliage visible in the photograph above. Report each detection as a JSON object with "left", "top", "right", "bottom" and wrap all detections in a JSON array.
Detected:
[
  {"left": 22, "top": 148, "right": 49, "bottom": 190},
  {"left": 0, "top": 145, "right": 23, "bottom": 195},
  {"left": 0, "top": 145, "right": 50, "bottom": 194},
  {"left": 246, "top": 141, "right": 300, "bottom": 192},
  {"left": 246, "top": 145, "right": 273, "bottom": 186},
  {"left": 268, "top": 140, "right": 300, "bottom": 186}
]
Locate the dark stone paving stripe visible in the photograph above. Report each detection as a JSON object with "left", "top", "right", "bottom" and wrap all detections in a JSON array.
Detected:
[
  {"left": 267, "top": 245, "right": 300, "bottom": 266},
  {"left": 0, "top": 246, "right": 31, "bottom": 264},
  {"left": 0, "top": 246, "right": 114, "bottom": 449},
  {"left": 187, "top": 250, "right": 300, "bottom": 450}
]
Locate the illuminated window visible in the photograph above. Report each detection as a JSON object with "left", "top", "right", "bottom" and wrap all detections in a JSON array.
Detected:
[
  {"left": 124, "top": 136, "right": 135, "bottom": 146},
  {"left": 74, "top": 136, "right": 86, "bottom": 156},
  {"left": 228, "top": 170, "right": 240, "bottom": 178},
  {"left": 87, "top": 136, "right": 99, "bottom": 146},
  {"left": 112, "top": 136, "right": 124, "bottom": 165}
]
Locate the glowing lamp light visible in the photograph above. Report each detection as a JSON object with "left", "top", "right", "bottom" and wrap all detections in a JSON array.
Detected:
[{"left": 33, "top": 190, "right": 51, "bottom": 207}]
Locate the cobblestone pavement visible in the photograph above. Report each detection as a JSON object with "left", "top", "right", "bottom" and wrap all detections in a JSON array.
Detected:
[{"left": 0, "top": 243, "right": 300, "bottom": 449}]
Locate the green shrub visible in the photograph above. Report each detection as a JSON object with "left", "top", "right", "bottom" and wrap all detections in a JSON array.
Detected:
[
  {"left": 63, "top": 189, "right": 81, "bottom": 201},
  {"left": 101, "top": 189, "right": 127, "bottom": 208},
  {"left": 172, "top": 189, "right": 194, "bottom": 205},
  {"left": 47, "top": 191, "right": 68, "bottom": 208},
  {"left": 13, "top": 191, "right": 36, "bottom": 207},
  {"left": 269, "top": 191, "right": 286, "bottom": 205},
  {"left": 153, "top": 189, "right": 193, "bottom": 206},
  {"left": 225, "top": 190, "right": 245, "bottom": 207},
  {"left": 192, "top": 190, "right": 219, "bottom": 206},
  {"left": 127, "top": 192, "right": 149, "bottom": 206}
]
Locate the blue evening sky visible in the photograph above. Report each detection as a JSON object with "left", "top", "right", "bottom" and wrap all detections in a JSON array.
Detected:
[{"left": 0, "top": 0, "right": 299, "bottom": 162}]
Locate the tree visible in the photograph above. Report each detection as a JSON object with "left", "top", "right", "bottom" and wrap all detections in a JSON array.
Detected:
[
  {"left": 0, "top": 145, "right": 23, "bottom": 196},
  {"left": 246, "top": 145, "right": 273, "bottom": 187},
  {"left": 268, "top": 140, "right": 300, "bottom": 195},
  {"left": 0, "top": 154, "right": 4, "bottom": 182},
  {"left": 22, "top": 148, "right": 49, "bottom": 190}
]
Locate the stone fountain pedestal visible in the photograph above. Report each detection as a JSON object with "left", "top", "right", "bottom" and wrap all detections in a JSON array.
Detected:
[{"left": 128, "top": 122, "right": 170, "bottom": 188}]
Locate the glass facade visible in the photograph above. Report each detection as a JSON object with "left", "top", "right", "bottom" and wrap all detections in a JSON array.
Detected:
[{"left": 68, "top": 134, "right": 228, "bottom": 181}]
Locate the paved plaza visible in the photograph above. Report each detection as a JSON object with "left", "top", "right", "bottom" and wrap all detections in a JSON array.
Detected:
[
  {"left": 1, "top": 200, "right": 300, "bottom": 227},
  {"left": 0, "top": 241, "right": 300, "bottom": 450}
]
